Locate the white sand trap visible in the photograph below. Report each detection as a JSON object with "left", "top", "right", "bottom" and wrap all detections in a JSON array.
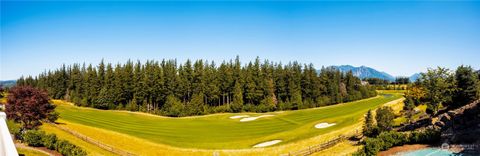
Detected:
[
  {"left": 240, "top": 115, "right": 275, "bottom": 122},
  {"left": 229, "top": 115, "right": 250, "bottom": 119},
  {"left": 253, "top": 140, "right": 282, "bottom": 148},
  {"left": 314, "top": 123, "right": 336, "bottom": 129}
]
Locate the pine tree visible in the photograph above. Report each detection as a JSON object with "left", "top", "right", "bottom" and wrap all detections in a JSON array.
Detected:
[
  {"left": 453, "top": 65, "right": 480, "bottom": 107},
  {"left": 188, "top": 92, "right": 205, "bottom": 115},
  {"left": 362, "top": 109, "right": 376, "bottom": 137},
  {"left": 232, "top": 80, "right": 244, "bottom": 112}
]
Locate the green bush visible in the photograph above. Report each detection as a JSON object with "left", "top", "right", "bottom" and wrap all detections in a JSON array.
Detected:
[
  {"left": 277, "top": 101, "right": 292, "bottom": 110},
  {"left": 212, "top": 105, "right": 232, "bottom": 113},
  {"left": 363, "top": 137, "right": 382, "bottom": 155},
  {"left": 22, "top": 130, "right": 45, "bottom": 147},
  {"left": 410, "top": 129, "right": 440, "bottom": 143},
  {"left": 47, "top": 111, "right": 59, "bottom": 123},
  {"left": 55, "top": 140, "right": 87, "bottom": 156},
  {"left": 19, "top": 129, "right": 87, "bottom": 156},
  {"left": 242, "top": 103, "right": 256, "bottom": 112},
  {"left": 42, "top": 133, "right": 57, "bottom": 150},
  {"left": 6, "top": 120, "right": 21, "bottom": 138},
  {"left": 376, "top": 131, "right": 409, "bottom": 151}
]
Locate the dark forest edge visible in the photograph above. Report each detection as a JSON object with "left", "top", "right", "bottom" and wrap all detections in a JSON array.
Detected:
[{"left": 15, "top": 56, "right": 377, "bottom": 117}]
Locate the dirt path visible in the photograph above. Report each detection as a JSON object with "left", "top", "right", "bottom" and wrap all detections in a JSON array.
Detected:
[
  {"left": 378, "top": 144, "right": 429, "bottom": 156},
  {"left": 15, "top": 142, "right": 61, "bottom": 156}
]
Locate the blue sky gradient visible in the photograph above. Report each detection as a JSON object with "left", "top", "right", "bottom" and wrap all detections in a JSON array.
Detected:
[{"left": 1, "top": 1, "right": 479, "bottom": 80}]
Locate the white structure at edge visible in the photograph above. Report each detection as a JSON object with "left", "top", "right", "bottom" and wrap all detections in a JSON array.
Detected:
[{"left": 0, "top": 112, "right": 18, "bottom": 156}]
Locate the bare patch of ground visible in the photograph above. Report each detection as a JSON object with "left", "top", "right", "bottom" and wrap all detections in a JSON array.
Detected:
[{"left": 378, "top": 144, "right": 429, "bottom": 156}]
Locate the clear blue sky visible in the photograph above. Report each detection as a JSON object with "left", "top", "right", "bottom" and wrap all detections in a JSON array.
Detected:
[{"left": 1, "top": 1, "right": 479, "bottom": 80}]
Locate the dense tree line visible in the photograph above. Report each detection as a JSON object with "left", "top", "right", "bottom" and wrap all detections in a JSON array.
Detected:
[
  {"left": 16, "top": 57, "right": 376, "bottom": 116},
  {"left": 363, "top": 77, "right": 410, "bottom": 90}
]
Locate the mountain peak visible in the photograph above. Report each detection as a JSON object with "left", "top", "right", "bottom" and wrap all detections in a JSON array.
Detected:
[{"left": 327, "top": 65, "right": 395, "bottom": 81}]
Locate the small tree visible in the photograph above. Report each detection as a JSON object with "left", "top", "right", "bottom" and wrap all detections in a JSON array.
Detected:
[
  {"left": 453, "top": 65, "right": 480, "bottom": 108},
  {"left": 188, "top": 93, "right": 205, "bottom": 115},
  {"left": 363, "top": 109, "right": 377, "bottom": 137},
  {"left": 6, "top": 86, "right": 57, "bottom": 129},
  {"left": 403, "top": 97, "right": 416, "bottom": 122},
  {"left": 162, "top": 95, "right": 184, "bottom": 117},
  {"left": 419, "top": 67, "right": 454, "bottom": 115},
  {"left": 375, "top": 106, "right": 395, "bottom": 132},
  {"left": 231, "top": 81, "right": 244, "bottom": 112}
]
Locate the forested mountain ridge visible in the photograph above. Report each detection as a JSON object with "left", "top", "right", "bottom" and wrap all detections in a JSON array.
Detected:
[
  {"left": 328, "top": 65, "right": 395, "bottom": 81},
  {"left": 15, "top": 57, "right": 377, "bottom": 117},
  {"left": 0, "top": 80, "right": 16, "bottom": 88}
]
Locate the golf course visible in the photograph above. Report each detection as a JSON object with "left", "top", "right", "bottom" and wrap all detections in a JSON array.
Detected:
[{"left": 52, "top": 91, "right": 403, "bottom": 152}]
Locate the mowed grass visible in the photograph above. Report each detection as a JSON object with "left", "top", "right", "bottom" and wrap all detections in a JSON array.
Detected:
[{"left": 54, "top": 92, "right": 403, "bottom": 149}]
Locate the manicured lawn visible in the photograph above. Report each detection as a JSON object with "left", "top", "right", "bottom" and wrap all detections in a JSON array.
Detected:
[{"left": 54, "top": 92, "right": 403, "bottom": 149}]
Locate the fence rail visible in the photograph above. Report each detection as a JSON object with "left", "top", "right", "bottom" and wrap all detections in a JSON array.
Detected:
[
  {"left": 50, "top": 123, "right": 135, "bottom": 156},
  {"left": 282, "top": 135, "right": 347, "bottom": 156}
]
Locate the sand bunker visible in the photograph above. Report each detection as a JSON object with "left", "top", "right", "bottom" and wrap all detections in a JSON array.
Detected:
[
  {"left": 229, "top": 115, "right": 250, "bottom": 119},
  {"left": 240, "top": 115, "right": 275, "bottom": 122},
  {"left": 253, "top": 140, "right": 282, "bottom": 148},
  {"left": 314, "top": 123, "right": 336, "bottom": 129}
]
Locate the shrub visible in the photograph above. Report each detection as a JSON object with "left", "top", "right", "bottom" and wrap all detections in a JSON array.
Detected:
[
  {"left": 376, "top": 131, "right": 409, "bottom": 151},
  {"left": 277, "top": 101, "right": 292, "bottom": 110},
  {"left": 376, "top": 106, "right": 395, "bottom": 131},
  {"left": 19, "top": 129, "right": 87, "bottom": 156},
  {"left": 42, "top": 133, "right": 58, "bottom": 150},
  {"left": 212, "top": 105, "right": 232, "bottom": 113},
  {"left": 22, "top": 130, "right": 45, "bottom": 147},
  {"left": 6, "top": 119, "right": 21, "bottom": 139},
  {"left": 47, "top": 111, "right": 59, "bottom": 123},
  {"left": 242, "top": 103, "right": 255, "bottom": 112},
  {"left": 162, "top": 95, "right": 184, "bottom": 117},
  {"left": 55, "top": 140, "right": 86, "bottom": 156},
  {"left": 363, "top": 137, "right": 382, "bottom": 155},
  {"left": 410, "top": 129, "right": 440, "bottom": 143}
]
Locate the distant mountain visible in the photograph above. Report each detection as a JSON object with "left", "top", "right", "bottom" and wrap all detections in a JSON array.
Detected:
[
  {"left": 327, "top": 65, "right": 395, "bottom": 81},
  {"left": 0, "top": 80, "right": 16, "bottom": 88},
  {"left": 409, "top": 73, "right": 421, "bottom": 82}
]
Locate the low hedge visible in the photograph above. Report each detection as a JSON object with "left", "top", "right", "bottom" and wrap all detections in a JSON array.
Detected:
[{"left": 21, "top": 129, "right": 87, "bottom": 156}]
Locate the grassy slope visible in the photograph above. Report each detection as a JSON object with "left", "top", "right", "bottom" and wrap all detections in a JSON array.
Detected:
[{"left": 54, "top": 92, "right": 403, "bottom": 149}]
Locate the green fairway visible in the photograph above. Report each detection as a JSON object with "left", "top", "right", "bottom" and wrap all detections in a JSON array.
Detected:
[{"left": 55, "top": 92, "right": 402, "bottom": 149}]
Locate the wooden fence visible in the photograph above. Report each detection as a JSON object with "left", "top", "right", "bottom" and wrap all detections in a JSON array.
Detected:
[
  {"left": 281, "top": 135, "right": 347, "bottom": 156},
  {"left": 50, "top": 123, "right": 135, "bottom": 156}
]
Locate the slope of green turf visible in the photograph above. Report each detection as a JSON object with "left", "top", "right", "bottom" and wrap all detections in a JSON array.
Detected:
[{"left": 55, "top": 92, "right": 402, "bottom": 149}]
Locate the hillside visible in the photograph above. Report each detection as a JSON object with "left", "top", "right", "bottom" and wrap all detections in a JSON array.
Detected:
[
  {"left": 409, "top": 73, "right": 421, "bottom": 82},
  {"left": 52, "top": 92, "right": 402, "bottom": 151},
  {"left": 327, "top": 65, "right": 395, "bottom": 81},
  {"left": 0, "top": 80, "right": 16, "bottom": 88}
]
